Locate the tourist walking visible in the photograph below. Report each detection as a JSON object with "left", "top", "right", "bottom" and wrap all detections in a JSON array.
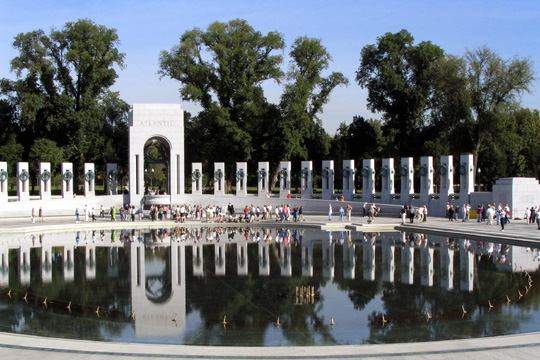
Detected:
[
  {"left": 347, "top": 204, "right": 353, "bottom": 222},
  {"left": 75, "top": 208, "right": 80, "bottom": 223},
  {"left": 339, "top": 206, "right": 344, "bottom": 222},
  {"left": 31, "top": 208, "right": 35, "bottom": 223},
  {"left": 39, "top": 207, "right": 44, "bottom": 222}
]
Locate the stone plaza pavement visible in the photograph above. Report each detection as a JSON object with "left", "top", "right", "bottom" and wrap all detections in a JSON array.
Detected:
[{"left": 1, "top": 213, "right": 540, "bottom": 359}]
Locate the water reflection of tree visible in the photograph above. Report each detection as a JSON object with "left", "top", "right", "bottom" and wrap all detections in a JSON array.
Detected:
[
  {"left": 1, "top": 246, "right": 132, "bottom": 341},
  {"left": 184, "top": 241, "right": 336, "bottom": 346}
]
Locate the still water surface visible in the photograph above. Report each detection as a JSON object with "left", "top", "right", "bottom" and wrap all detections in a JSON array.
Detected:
[{"left": 0, "top": 227, "right": 539, "bottom": 346}]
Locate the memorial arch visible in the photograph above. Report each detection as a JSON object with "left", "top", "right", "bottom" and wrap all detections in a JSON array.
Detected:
[{"left": 129, "top": 104, "right": 185, "bottom": 205}]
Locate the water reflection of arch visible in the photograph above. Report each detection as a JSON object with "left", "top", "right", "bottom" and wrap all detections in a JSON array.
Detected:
[{"left": 130, "top": 241, "right": 185, "bottom": 336}]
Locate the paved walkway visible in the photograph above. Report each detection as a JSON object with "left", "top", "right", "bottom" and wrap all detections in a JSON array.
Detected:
[{"left": 1, "top": 213, "right": 540, "bottom": 359}]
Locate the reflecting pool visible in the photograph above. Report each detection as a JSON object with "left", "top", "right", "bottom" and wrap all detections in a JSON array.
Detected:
[{"left": 1, "top": 227, "right": 539, "bottom": 346}]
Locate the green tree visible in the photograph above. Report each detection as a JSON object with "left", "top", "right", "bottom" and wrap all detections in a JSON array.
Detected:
[
  {"left": 159, "top": 19, "right": 285, "bottom": 182},
  {"left": 1, "top": 19, "right": 126, "bottom": 179},
  {"left": 460, "top": 46, "right": 534, "bottom": 169},
  {"left": 356, "top": 30, "right": 444, "bottom": 158}
]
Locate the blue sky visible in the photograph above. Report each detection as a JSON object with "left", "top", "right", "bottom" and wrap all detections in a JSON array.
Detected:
[{"left": 1, "top": 0, "right": 538, "bottom": 134}]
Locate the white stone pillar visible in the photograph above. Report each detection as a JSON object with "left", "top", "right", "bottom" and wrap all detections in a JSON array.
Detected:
[
  {"left": 419, "top": 156, "right": 434, "bottom": 205},
  {"left": 300, "top": 161, "right": 313, "bottom": 199},
  {"left": 400, "top": 157, "right": 414, "bottom": 204},
  {"left": 213, "top": 162, "right": 225, "bottom": 195},
  {"left": 236, "top": 162, "right": 247, "bottom": 197},
  {"left": 321, "top": 160, "right": 334, "bottom": 200},
  {"left": 257, "top": 162, "right": 269, "bottom": 197},
  {"left": 0, "top": 162, "right": 8, "bottom": 203},
  {"left": 439, "top": 155, "right": 454, "bottom": 200},
  {"left": 17, "top": 162, "right": 30, "bottom": 202},
  {"left": 83, "top": 163, "right": 95, "bottom": 197},
  {"left": 191, "top": 163, "right": 202, "bottom": 195},
  {"left": 361, "top": 159, "right": 375, "bottom": 202},
  {"left": 61, "top": 163, "right": 74, "bottom": 198},
  {"left": 39, "top": 162, "right": 52, "bottom": 200},
  {"left": 342, "top": 160, "right": 355, "bottom": 201},
  {"left": 459, "top": 154, "right": 474, "bottom": 200},
  {"left": 106, "top": 163, "right": 118, "bottom": 195},
  {"left": 381, "top": 158, "right": 395, "bottom": 203},
  {"left": 279, "top": 161, "right": 291, "bottom": 198}
]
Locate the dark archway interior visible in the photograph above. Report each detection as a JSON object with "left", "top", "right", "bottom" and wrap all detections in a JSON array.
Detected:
[{"left": 144, "top": 137, "right": 170, "bottom": 194}]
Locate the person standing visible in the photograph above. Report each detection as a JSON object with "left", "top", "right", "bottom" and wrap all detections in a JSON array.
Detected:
[
  {"left": 339, "top": 206, "right": 345, "bottom": 222},
  {"left": 31, "top": 208, "right": 35, "bottom": 223},
  {"left": 401, "top": 206, "right": 407, "bottom": 224},
  {"left": 328, "top": 204, "right": 333, "bottom": 221},
  {"left": 39, "top": 207, "right": 44, "bottom": 222},
  {"left": 84, "top": 205, "right": 89, "bottom": 221},
  {"left": 299, "top": 206, "right": 305, "bottom": 221},
  {"left": 347, "top": 204, "right": 353, "bottom": 222},
  {"left": 75, "top": 208, "right": 80, "bottom": 223},
  {"left": 91, "top": 207, "right": 96, "bottom": 222}
]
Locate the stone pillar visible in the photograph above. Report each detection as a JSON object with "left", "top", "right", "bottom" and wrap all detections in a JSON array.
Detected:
[
  {"left": 300, "top": 161, "right": 313, "bottom": 199},
  {"left": 63, "top": 245, "right": 75, "bottom": 282},
  {"left": 361, "top": 159, "right": 375, "bottom": 202},
  {"left": 17, "top": 162, "right": 30, "bottom": 202},
  {"left": 0, "top": 245, "right": 8, "bottom": 287},
  {"left": 439, "top": 155, "right": 454, "bottom": 200},
  {"left": 236, "top": 162, "right": 247, "bottom": 197},
  {"left": 257, "top": 162, "right": 270, "bottom": 197},
  {"left": 342, "top": 160, "right": 355, "bottom": 201},
  {"left": 0, "top": 162, "right": 8, "bottom": 203},
  {"left": 85, "top": 243, "right": 96, "bottom": 280},
  {"left": 419, "top": 156, "right": 434, "bottom": 205},
  {"left": 41, "top": 243, "right": 53, "bottom": 283},
  {"left": 38, "top": 162, "right": 52, "bottom": 200},
  {"left": 459, "top": 154, "right": 474, "bottom": 201},
  {"left": 19, "top": 244, "right": 31, "bottom": 285},
  {"left": 237, "top": 242, "right": 248, "bottom": 276},
  {"left": 400, "top": 157, "right": 414, "bottom": 204},
  {"left": 191, "top": 163, "right": 202, "bottom": 195},
  {"left": 106, "top": 163, "right": 118, "bottom": 195},
  {"left": 61, "top": 163, "right": 74, "bottom": 198},
  {"left": 213, "top": 162, "right": 225, "bottom": 195},
  {"left": 279, "top": 161, "right": 291, "bottom": 198},
  {"left": 381, "top": 158, "right": 395, "bottom": 203},
  {"left": 321, "top": 160, "right": 334, "bottom": 200},
  {"left": 83, "top": 163, "right": 95, "bottom": 197}
]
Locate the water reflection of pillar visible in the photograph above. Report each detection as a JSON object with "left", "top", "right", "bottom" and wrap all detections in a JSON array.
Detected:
[
  {"left": 301, "top": 241, "right": 313, "bottom": 277},
  {"left": 19, "top": 244, "right": 31, "bottom": 285},
  {"left": 63, "top": 245, "right": 75, "bottom": 282},
  {"left": 280, "top": 242, "right": 292, "bottom": 277},
  {"left": 215, "top": 243, "right": 226, "bottom": 276},
  {"left": 323, "top": 235, "right": 335, "bottom": 278},
  {"left": 459, "top": 240, "right": 474, "bottom": 292},
  {"left": 0, "top": 244, "right": 8, "bottom": 287},
  {"left": 41, "top": 243, "right": 53, "bottom": 283},
  {"left": 171, "top": 241, "right": 184, "bottom": 287},
  {"left": 362, "top": 234, "right": 376, "bottom": 281},
  {"left": 258, "top": 241, "right": 270, "bottom": 276},
  {"left": 381, "top": 238, "right": 395, "bottom": 283},
  {"left": 192, "top": 244, "right": 204, "bottom": 277},
  {"left": 440, "top": 241, "right": 454, "bottom": 290},
  {"left": 237, "top": 242, "right": 248, "bottom": 276},
  {"left": 107, "top": 247, "right": 119, "bottom": 278},
  {"left": 420, "top": 245, "right": 434, "bottom": 287},
  {"left": 85, "top": 243, "right": 96, "bottom": 280},
  {"left": 401, "top": 241, "right": 414, "bottom": 285},
  {"left": 343, "top": 237, "right": 355, "bottom": 279}
]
